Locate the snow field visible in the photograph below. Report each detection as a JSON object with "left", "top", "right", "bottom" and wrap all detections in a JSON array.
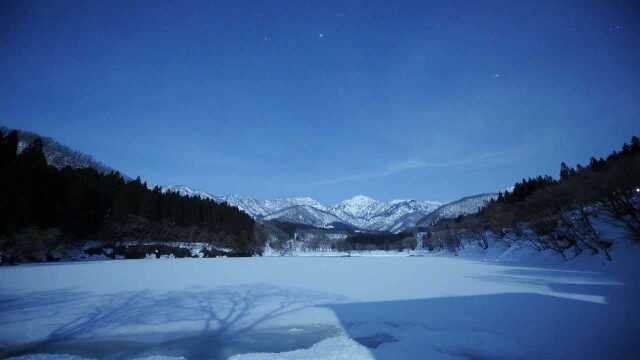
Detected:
[{"left": 1, "top": 243, "right": 639, "bottom": 359}]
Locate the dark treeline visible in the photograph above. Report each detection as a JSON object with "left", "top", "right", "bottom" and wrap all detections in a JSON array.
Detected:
[
  {"left": 0, "top": 130, "right": 262, "bottom": 262},
  {"left": 496, "top": 176, "right": 556, "bottom": 204},
  {"left": 426, "top": 136, "right": 640, "bottom": 259},
  {"left": 0, "top": 126, "right": 116, "bottom": 176},
  {"left": 336, "top": 232, "right": 416, "bottom": 252}
]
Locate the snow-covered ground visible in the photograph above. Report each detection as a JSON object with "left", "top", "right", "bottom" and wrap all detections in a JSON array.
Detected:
[{"left": 1, "top": 243, "right": 639, "bottom": 360}]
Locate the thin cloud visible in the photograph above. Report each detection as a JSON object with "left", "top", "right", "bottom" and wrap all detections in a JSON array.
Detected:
[{"left": 312, "top": 151, "right": 511, "bottom": 186}]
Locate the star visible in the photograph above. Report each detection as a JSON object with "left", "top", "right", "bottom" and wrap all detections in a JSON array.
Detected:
[
  {"left": 319, "top": 33, "right": 324, "bottom": 38},
  {"left": 609, "top": 24, "right": 624, "bottom": 33}
]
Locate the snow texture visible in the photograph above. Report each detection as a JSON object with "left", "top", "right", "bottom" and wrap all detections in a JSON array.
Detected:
[
  {"left": 263, "top": 205, "right": 346, "bottom": 228},
  {"left": 1, "top": 240, "right": 639, "bottom": 360},
  {"left": 415, "top": 192, "right": 498, "bottom": 228}
]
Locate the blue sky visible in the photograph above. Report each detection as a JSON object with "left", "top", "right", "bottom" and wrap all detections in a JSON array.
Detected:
[{"left": 2, "top": 0, "right": 640, "bottom": 204}]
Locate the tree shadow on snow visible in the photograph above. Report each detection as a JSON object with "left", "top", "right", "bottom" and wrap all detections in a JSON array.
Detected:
[
  {"left": 325, "top": 268, "right": 639, "bottom": 360},
  {"left": 0, "top": 285, "right": 345, "bottom": 360},
  {"left": 468, "top": 266, "right": 629, "bottom": 302},
  {"left": 2, "top": 266, "right": 638, "bottom": 360}
]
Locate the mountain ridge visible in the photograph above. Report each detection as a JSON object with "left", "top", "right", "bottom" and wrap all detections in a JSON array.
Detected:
[
  {"left": 1, "top": 126, "right": 495, "bottom": 233},
  {"left": 415, "top": 193, "right": 499, "bottom": 228},
  {"left": 162, "top": 185, "right": 448, "bottom": 231}
]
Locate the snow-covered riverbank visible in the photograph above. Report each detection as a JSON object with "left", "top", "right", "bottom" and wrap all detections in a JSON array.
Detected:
[{"left": 1, "top": 243, "right": 638, "bottom": 359}]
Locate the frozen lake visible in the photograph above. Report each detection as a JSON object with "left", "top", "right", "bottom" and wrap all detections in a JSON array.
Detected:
[{"left": 1, "top": 255, "right": 638, "bottom": 359}]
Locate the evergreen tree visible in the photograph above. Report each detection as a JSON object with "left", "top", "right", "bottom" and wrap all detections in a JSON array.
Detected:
[
  {"left": 6, "top": 130, "right": 19, "bottom": 163},
  {"left": 17, "top": 138, "right": 48, "bottom": 171},
  {"left": 631, "top": 136, "right": 640, "bottom": 151},
  {"left": 560, "top": 162, "right": 572, "bottom": 180},
  {"left": 0, "top": 131, "right": 5, "bottom": 167},
  {"left": 0, "top": 136, "right": 261, "bottom": 261}
]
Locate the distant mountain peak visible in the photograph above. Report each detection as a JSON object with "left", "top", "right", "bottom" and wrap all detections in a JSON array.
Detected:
[
  {"left": 345, "top": 194, "right": 377, "bottom": 203},
  {"left": 336, "top": 194, "right": 378, "bottom": 209},
  {"left": 162, "top": 185, "right": 449, "bottom": 232}
]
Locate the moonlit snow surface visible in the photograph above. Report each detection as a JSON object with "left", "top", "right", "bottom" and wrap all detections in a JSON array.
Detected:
[{"left": 1, "top": 250, "right": 638, "bottom": 359}]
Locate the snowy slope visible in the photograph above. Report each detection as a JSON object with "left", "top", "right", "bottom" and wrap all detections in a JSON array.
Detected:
[
  {"left": 157, "top": 190, "right": 329, "bottom": 220},
  {"left": 162, "top": 188, "right": 443, "bottom": 231},
  {"left": 262, "top": 205, "right": 347, "bottom": 228},
  {"left": 329, "top": 195, "right": 381, "bottom": 222},
  {"left": 160, "top": 185, "right": 223, "bottom": 202},
  {"left": 367, "top": 199, "right": 442, "bottom": 231},
  {"left": 416, "top": 193, "right": 498, "bottom": 227},
  {"left": 329, "top": 196, "right": 441, "bottom": 230},
  {"left": 387, "top": 211, "right": 433, "bottom": 233},
  {"left": 263, "top": 197, "right": 327, "bottom": 213},
  {"left": 218, "top": 195, "right": 272, "bottom": 217},
  {"left": 156, "top": 192, "right": 328, "bottom": 219},
  {"left": 158, "top": 185, "right": 501, "bottom": 232},
  {"left": 329, "top": 195, "right": 384, "bottom": 228},
  {"left": 222, "top": 196, "right": 327, "bottom": 218}
]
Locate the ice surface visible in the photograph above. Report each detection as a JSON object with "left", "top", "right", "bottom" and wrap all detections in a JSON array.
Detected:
[
  {"left": 1, "top": 243, "right": 639, "bottom": 359},
  {"left": 229, "top": 336, "right": 372, "bottom": 360}
]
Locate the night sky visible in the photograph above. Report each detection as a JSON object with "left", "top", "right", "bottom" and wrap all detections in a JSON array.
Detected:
[{"left": 2, "top": 0, "right": 640, "bottom": 203}]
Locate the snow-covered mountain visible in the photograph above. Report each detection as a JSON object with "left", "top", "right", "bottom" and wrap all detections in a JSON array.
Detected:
[
  {"left": 158, "top": 187, "right": 326, "bottom": 218},
  {"left": 387, "top": 211, "right": 432, "bottom": 233},
  {"left": 217, "top": 195, "right": 272, "bottom": 217},
  {"left": 162, "top": 184, "right": 499, "bottom": 232},
  {"left": 225, "top": 193, "right": 442, "bottom": 231},
  {"left": 263, "top": 205, "right": 348, "bottom": 228},
  {"left": 221, "top": 195, "right": 326, "bottom": 218},
  {"left": 161, "top": 187, "right": 444, "bottom": 231},
  {"left": 160, "top": 185, "right": 223, "bottom": 202},
  {"left": 329, "top": 196, "right": 442, "bottom": 231},
  {"left": 414, "top": 193, "right": 498, "bottom": 228},
  {"left": 329, "top": 195, "right": 381, "bottom": 223}
]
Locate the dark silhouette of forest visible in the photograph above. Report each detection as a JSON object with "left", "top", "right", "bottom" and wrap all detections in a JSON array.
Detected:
[
  {"left": 0, "top": 130, "right": 262, "bottom": 262},
  {"left": 425, "top": 136, "right": 640, "bottom": 259},
  {"left": 336, "top": 232, "right": 416, "bottom": 252}
]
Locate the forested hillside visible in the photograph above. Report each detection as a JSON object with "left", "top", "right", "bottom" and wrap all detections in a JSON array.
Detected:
[
  {"left": 425, "top": 136, "right": 640, "bottom": 259},
  {"left": 0, "top": 126, "right": 118, "bottom": 176},
  {"left": 0, "top": 130, "right": 262, "bottom": 262}
]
